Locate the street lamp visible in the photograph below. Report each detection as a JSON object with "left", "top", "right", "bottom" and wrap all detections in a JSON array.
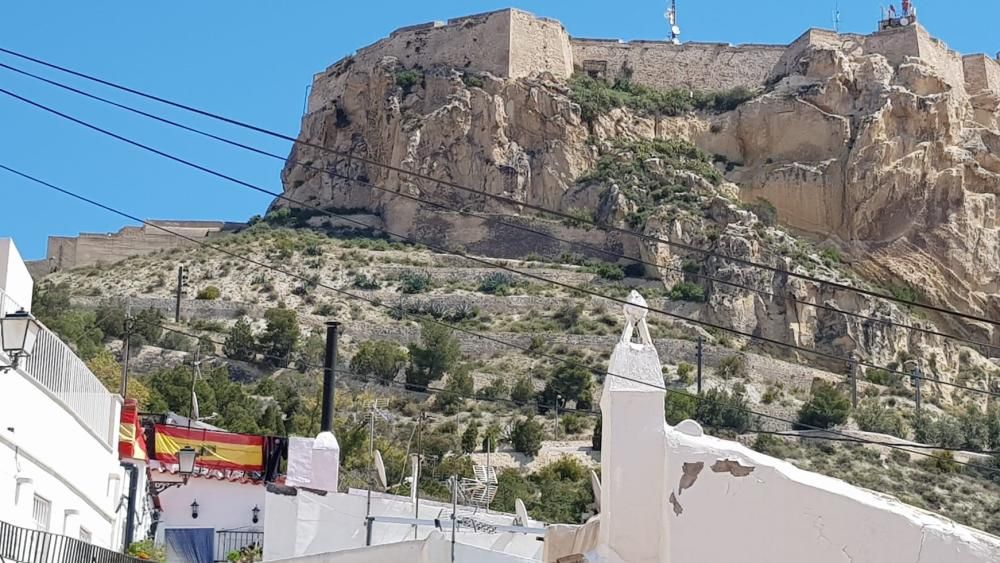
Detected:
[
  {"left": 151, "top": 446, "right": 198, "bottom": 494},
  {"left": 1, "top": 309, "right": 41, "bottom": 373}
]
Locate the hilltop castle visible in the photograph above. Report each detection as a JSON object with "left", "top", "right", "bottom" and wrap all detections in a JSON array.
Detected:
[{"left": 307, "top": 8, "right": 1000, "bottom": 111}]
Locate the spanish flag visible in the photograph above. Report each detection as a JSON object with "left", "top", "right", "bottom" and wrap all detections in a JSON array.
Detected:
[
  {"left": 154, "top": 424, "right": 264, "bottom": 472},
  {"left": 119, "top": 400, "right": 147, "bottom": 461}
]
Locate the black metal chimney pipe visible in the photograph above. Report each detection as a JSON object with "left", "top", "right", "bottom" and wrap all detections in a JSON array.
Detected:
[{"left": 320, "top": 321, "right": 340, "bottom": 432}]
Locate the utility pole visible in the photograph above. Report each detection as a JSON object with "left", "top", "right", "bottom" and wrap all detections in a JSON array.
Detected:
[
  {"left": 174, "top": 266, "right": 188, "bottom": 322},
  {"left": 910, "top": 363, "right": 922, "bottom": 417},
  {"left": 554, "top": 394, "right": 562, "bottom": 440},
  {"left": 320, "top": 321, "right": 341, "bottom": 432},
  {"left": 414, "top": 412, "right": 425, "bottom": 540},
  {"left": 119, "top": 298, "right": 132, "bottom": 398},
  {"left": 696, "top": 336, "right": 704, "bottom": 394},
  {"left": 848, "top": 353, "right": 858, "bottom": 409},
  {"left": 450, "top": 475, "right": 458, "bottom": 563}
]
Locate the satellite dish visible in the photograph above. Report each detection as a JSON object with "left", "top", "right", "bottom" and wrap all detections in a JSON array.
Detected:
[
  {"left": 374, "top": 450, "right": 388, "bottom": 490},
  {"left": 515, "top": 498, "right": 529, "bottom": 526},
  {"left": 671, "top": 25, "right": 681, "bottom": 36},
  {"left": 899, "top": 17, "right": 910, "bottom": 26},
  {"left": 409, "top": 454, "right": 420, "bottom": 503},
  {"left": 590, "top": 470, "right": 602, "bottom": 511}
]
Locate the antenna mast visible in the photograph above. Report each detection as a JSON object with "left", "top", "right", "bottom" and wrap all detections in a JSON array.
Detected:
[
  {"left": 666, "top": 0, "right": 681, "bottom": 45},
  {"left": 833, "top": 1, "right": 841, "bottom": 33}
]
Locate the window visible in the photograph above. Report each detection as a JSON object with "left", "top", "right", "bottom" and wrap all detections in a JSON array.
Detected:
[
  {"left": 79, "top": 528, "right": 92, "bottom": 544},
  {"left": 32, "top": 495, "right": 51, "bottom": 531}
]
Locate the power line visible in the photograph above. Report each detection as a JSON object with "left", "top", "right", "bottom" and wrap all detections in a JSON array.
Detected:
[
  {"left": 2, "top": 90, "right": 994, "bottom": 401},
  {"left": 7, "top": 164, "right": 1000, "bottom": 476},
  {"left": 4, "top": 59, "right": 995, "bottom": 356},
  {"left": 0, "top": 46, "right": 996, "bottom": 329},
  {"left": 143, "top": 319, "right": 1000, "bottom": 459}
]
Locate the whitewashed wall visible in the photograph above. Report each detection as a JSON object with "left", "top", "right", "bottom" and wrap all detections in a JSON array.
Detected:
[
  {"left": 155, "top": 477, "right": 265, "bottom": 550},
  {"left": 661, "top": 422, "right": 1000, "bottom": 562},
  {"left": 0, "top": 368, "right": 124, "bottom": 548},
  {"left": 0, "top": 239, "right": 32, "bottom": 313}
]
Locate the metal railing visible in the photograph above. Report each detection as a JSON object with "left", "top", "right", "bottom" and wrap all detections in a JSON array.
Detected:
[
  {"left": 0, "top": 286, "right": 119, "bottom": 447},
  {"left": 214, "top": 530, "right": 263, "bottom": 562},
  {"left": 0, "top": 519, "right": 144, "bottom": 563}
]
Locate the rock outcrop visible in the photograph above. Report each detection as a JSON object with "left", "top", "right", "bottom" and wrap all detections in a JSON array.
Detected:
[{"left": 278, "top": 18, "right": 1000, "bottom": 402}]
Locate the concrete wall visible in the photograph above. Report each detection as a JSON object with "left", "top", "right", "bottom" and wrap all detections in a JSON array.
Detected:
[
  {"left": 0, "top": 239, "right": 33, "bottom": 313},
  {"left": 0, "top": 366, "right": 125, "bottom": 549},
  {"left": 571, "top": 38, "right": 785, "bottom": 91}
]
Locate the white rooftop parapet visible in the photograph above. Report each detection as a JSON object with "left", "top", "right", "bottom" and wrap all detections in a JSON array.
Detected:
[{"left": 591, "top": 291, "right": 669, "bottom": 563}]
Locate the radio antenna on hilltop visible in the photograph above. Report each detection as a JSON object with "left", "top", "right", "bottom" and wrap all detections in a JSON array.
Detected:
[
  {"left": 665, "top": 0, "right": 681, "bottom": 45},
  {"left": 833, "top": 1, "right": 842, "bottom": 32}
]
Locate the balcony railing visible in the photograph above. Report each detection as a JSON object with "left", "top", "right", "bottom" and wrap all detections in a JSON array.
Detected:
[
  {"left": 215, "top": 530, "right": 263, "bottom": 562},
  {"left": 0, "top": 286, "right": 119, "bottom": 448},
  {"left": 0, "top": 519, "right": 144, "bottom": 563}
]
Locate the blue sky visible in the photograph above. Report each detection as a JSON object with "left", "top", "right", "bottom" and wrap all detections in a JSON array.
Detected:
[{"left": 1, "top": 1, "right": 996, "bottom": 259}]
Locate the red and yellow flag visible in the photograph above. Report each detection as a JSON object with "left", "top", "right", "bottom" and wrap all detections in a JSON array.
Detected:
[
  {"left": 119, "top": 400, "right": 147, "bottom": 461},
  {"left": 153, "top": 424, "right": 264, "bottom": 471}
]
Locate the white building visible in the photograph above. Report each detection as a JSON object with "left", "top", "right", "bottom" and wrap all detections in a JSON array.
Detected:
[
  {"left": 0, "top": 238, "right": 139, "bottom": 558},
  {"left": 153, "top": 468, "right": 266, "bottom": 562}
]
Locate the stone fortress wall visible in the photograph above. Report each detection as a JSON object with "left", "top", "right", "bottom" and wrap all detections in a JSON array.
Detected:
[
  {"left": 309, "top": 8, "right": 1000, "bottom": 108},
  {"left": 30, "top": 220, "right": 245, "bottom": 275}
]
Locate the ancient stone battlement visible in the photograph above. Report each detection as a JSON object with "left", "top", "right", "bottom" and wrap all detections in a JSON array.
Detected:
[
  {"left": 30, "top": 220, "right": 245, "bottom": 275},
  {"left": 309, "top": 8, "right": 1000, "bottom": 111}
]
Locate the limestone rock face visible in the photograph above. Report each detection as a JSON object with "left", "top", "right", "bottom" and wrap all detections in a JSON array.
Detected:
[
  {"left": 280, "top": 30, "right": 999, "bottom": 400},
  {"left": 697, "top": 39, "right": 1000, "bottom": 345}
]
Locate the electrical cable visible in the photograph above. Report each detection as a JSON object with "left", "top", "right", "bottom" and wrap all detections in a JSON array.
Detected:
[
  {"left": 0, "top": 46, "right": 996, "bottom": 328},
  {"left": 6, "top": 163, "right": 1000, "bottom": 475},
  {"left": 1, "top": 89, "right": 994, "bottom": 400},
  {"left": 3, "top": 58, "right": 993, "bottom": 355}
]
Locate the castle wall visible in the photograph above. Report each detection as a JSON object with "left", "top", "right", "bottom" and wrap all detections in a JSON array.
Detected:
[
  {"left": 861, "top": 25, "right": 922, "bottom": 66},
  {"left": 912, "top": 25, "right": 968, "bottom": 101},
  {"left": 43, "top": 221, "right": 239, "bottom": 272},
  {"left": 570, "top": 38, "right": 785, "bottom": 91},
  {"left": 508, "top": 10, "right": 573, "bottom": 79},
  {"left": 347, "top": 10, "right": 513, "bottom": 79},
  {"left": 963, "top": 54, "right": 1000, "bottom": 94}
]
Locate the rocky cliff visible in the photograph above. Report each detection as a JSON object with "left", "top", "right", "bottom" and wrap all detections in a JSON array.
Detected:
[{"left": 278, "top": 21, "right": 1000, "bottom": 403}]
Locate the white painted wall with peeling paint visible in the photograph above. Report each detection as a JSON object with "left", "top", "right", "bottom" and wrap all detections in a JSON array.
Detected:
[{"left": 577, "top": 296, "right": 1000, "bottom": 563}]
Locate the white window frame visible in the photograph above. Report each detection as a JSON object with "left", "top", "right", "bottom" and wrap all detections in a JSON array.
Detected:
[
  {"left": 32, "top": 495, "right": 52, "bottom": 532},
  {"left": 79, "top": 527, "right": 93, "bottom": 544}
]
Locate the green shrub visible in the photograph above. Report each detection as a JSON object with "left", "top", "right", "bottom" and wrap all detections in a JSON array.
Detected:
[
  {"left": 744, "top": 198, "right": 777, "bottom": 227},
  {"left": 694, "top": 388, "right": 751, "bottom": 432},
  {"left": 669, "top": 282, "right": 706, "bottom": 302},
  {"left": 406, "top": 321, "right": 460, "bottom": 389},
  {"left": 350, "top": 340, "right": 408, "bottom": 384},
  {"left": 853, "top": 398, "right": 908, "bottom": 438},
  {"left": 196, "top": 286, "right": 221, "bottom": 300},
  {"left": 353, "top": 274, "right": 380, "bottom": 290},
  {"left": 553, "top": 303, "right": 583, "bottom": 330},
  {"left": 676, "top": 362, "right": 695, "bottom": 384},
  {"left": 510, "top": 376, "right": 535, "bottom": 406},
  {"left": 436, "top": 365, "right": 474, "bottom": 414},
  {"left": 665, "top": 391, "right": 698, "bottom": 425},
  {"left": 560, "top": 413, "right": 590, "bottom": 436},
  {"left": 461, "top": 423, "right": 479, "bottom": 453},
  {"left": 511, "top": 417, "right": 545, "bottom": 457},
  {"left": 462, "top": 73, "right": 485, "bottom": 88},
  {"left": 479, "top": 272, "right": 517, "bottom": 295},
  {"left": 395, "top": 69, "right": 423, "bottom": 92},
  {"left": 716, "top": 355, "right": 748, "bottom": 380},
  {"left": 260, "top": 307, "right": 300, "bottom": 366},
  {"left": 796, "top": 381, "right": 851, "bottom": 430},
  {"left": 540, "top": 364, "right": 595, "bottom": 410},
  {"left": 398, "top": 271, "right": 431, "bottom": 294}
]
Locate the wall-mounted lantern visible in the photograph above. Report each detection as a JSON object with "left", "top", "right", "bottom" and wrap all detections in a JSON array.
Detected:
[
  {"left": 177, "top": 446, "right": 198, "bottom": 482},
  {"left": 252, "top": 505, "right": 260, "bottom": 524},
  {"left": 190, "top": 499, "right": 199, "bottom": 519},
  {"left": 0, "top": 309, "right": 41, "bottom": 373}
]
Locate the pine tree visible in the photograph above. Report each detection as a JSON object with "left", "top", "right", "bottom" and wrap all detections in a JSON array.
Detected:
[{"left": 224, "top": 317, "right": 257, "bottom": 362}]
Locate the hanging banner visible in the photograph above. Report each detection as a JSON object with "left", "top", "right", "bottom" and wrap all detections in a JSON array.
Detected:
[
  {"left": 118, "top": 399, "right": 147, "bottom": 461},
  {"left": 153, "top": 424, "right": 264, "bottom": 471}
]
